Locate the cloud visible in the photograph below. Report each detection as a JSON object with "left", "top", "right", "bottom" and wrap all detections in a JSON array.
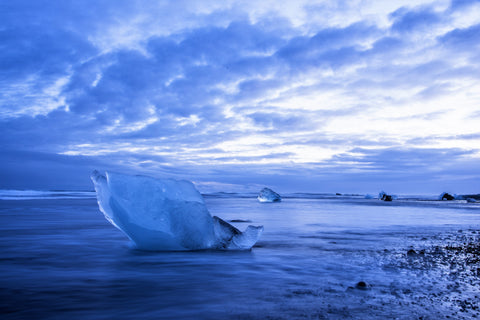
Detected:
[{"left": 1, "top": 0, "right": 480, "bottom": 193}]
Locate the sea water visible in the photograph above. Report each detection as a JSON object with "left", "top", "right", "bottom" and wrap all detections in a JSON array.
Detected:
[{"left": 0, "top": 193, "right": 479, "bottom": 319}]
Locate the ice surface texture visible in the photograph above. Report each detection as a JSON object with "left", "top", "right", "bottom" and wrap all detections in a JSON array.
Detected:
[
  {"left": 91, "top": 171, "right": 263, "bottom": 251},
  {"left": 257, "top": 187, "right": 282, "bottom": 202}
]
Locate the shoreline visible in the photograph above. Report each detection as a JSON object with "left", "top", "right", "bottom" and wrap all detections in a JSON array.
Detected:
[{"left": 377, "top": 228, "right": 480, "bottom": 319}]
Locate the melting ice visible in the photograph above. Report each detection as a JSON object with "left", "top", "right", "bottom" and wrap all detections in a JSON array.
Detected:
[{"left": 90, "top": 171, "right": 263, "bottom": 251}]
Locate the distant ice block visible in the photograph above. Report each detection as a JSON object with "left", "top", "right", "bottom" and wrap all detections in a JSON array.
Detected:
[
  {"left": 454, "top": 194, "right": 480, "bottom": 201},
  {"left": 440, "top": 192, "right": 455, "bottom": 201},
  {"left": 257, "top": 187, "right": 282, "bottom": 202},
  {"left": 91, "top": 171, "right": 263, "bottom": 251},
  {"left": 378, "top": 191, "right": 393, "bottom": 202}
]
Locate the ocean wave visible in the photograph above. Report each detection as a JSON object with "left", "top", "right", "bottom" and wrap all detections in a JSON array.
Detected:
[
  {"left": 202, "top": 192, "right": 257, "bottom": 198},
  {"left": 1, "top": 189, "right": 476, "bottom": 203},
  {"left": 0, "top": 189, "right": 96, "bottom": 200}
]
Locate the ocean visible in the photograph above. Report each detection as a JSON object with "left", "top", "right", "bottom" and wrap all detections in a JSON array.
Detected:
[{"left": 0, "top": 191, "right": 479, "bottom": 319}]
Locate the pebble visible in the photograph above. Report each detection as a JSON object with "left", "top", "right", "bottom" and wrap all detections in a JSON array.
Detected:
[
  {"left": 355, "top": 281, "right": 371, "bottom": 290},
  {"left": 407, "top": 249, "right": 417, "bottom": 256}
]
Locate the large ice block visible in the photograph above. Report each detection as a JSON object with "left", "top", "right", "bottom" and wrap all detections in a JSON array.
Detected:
[{"left": 91, "top": 171, "right": 263, "bottom": 251}]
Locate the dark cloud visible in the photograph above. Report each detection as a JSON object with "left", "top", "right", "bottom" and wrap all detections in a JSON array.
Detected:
[
  {"left": 275, "top": 23, "right": 381, "bottom": 72},
  {"left": 0, "top": 150, "right": 103, "bottom": 190},
  {"left": 0, "top": 2, "right": 97, "bottom": 116},
  {"left": 368, "top": 36, "right": 404, "bottom": 55},
  {"left": 416, "top": 83, "right": 453, "bottom": 100},
  {"left": 449, "top": 0, "right": 480, "bottom": 10},
  {"left": 247, "top": 111, "right": 310, "bottom": 130},
  {"left": 389, "top": 6, "right": 443, "bottom": 34},
  {"left": 333, "top": 147, "right": 475, "bottom": 172},
  {"left": 61, "top": 20, "right": 288, "bottom": 124},
  {"left": 0, "top": 111, "right": 98, "bottom": 151},
  {"left": 277, "top": 22, "right": 380, "bottom": 61},
  {"left": 439, "top": 22, "right": 480, "bottom": 51}
]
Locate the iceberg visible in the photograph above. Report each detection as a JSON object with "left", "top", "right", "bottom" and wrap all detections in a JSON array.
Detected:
[
  {"left": 257, "top": 187, "right": 281, "bottom": 202},
  {"left": 90, "top": 171, "right": 263, "bottom": 251}
]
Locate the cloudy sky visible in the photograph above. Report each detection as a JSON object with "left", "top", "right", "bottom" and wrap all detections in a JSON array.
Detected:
[{"left": 1, "top": 0, "right": 480, "bottom": 194}]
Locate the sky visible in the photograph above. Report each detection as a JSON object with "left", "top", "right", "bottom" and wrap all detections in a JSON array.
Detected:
[{"left": 1, "top": 0, "right": 480, "bottom": 194}]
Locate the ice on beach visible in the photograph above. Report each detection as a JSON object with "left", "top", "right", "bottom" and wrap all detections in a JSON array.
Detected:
[
  {"left": 440, "top": 192, "right": 455, "bottom": 200},
  {"left": 90, "top": 171, "right": 263, "bottom": 251},
  {"left": 257, "top": 187, "right": 282, "bottom": 202},
  {"left": 378, "top": 191, "right": 394, "bottom": 201}
]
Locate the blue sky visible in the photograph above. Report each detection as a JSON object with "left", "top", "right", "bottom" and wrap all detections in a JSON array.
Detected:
[{"left": 1, "top": 0, "right": 480, "bottom": 194}]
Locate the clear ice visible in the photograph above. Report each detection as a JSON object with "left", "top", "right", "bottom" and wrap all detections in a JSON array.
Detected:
[
  {"left": 91, "top": 171, "right": 263, "bottom": 251},
  {"left": 257, "top": 187, "right": 282, "bottom": 202}
]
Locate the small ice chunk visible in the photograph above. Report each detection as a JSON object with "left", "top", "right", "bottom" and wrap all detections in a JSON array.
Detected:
[
  {"left": 212, "top": 216, "right": 263, "bottom": 250},
  {"left": 90, "top": 170, "right": 263, "bottom": 251},
  {"left": 257, "top": 187, "right": 281, "bottom": 202}
]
